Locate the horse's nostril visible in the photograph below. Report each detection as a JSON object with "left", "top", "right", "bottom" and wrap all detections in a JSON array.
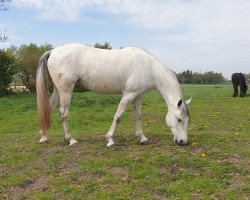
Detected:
[{"left": 175, "top": 139, "right": 185, "bottom": 146}]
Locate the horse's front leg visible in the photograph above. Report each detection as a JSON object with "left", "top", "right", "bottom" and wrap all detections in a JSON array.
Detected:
[
  {"left": 133, "top": 96, "right": 148, "bottom": 144},
  {"left": 106, "top": 93, "right": 137, "bottom": 147},
  {"left": 233, "top": 85, "right": 238, "bottom": 97}
]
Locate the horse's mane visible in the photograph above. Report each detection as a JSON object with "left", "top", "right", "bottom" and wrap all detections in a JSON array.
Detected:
[{"left": 138, "top": 47, "right": 182, "bottom": 98}]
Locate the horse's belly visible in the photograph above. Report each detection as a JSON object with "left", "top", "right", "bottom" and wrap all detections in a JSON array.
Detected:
[{"left": 79, "top": 75, "right": 123, "bottom": 95}]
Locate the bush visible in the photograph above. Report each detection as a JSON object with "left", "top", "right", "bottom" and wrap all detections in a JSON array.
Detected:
[{"left": 0, "top": 50, "right": 14, "bottom": 95}]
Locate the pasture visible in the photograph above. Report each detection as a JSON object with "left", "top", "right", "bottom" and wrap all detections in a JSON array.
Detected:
[{"left": 0, "top": 85, "right": 249, "bottom": 199}]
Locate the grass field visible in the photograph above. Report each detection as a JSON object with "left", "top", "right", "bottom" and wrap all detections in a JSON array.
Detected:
[{"left": 0, "top": 85, "right": 249, "bottom": 199}]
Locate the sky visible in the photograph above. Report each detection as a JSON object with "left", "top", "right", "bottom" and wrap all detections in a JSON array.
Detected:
[{"left": 1, "top": 0, "right": 250, "bottom": 79}]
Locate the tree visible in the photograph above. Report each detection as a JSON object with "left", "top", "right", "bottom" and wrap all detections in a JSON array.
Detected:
[
  {"left": 0, "top": 49, "right": 14, "bottom": 95},
  {"left": 244, "top": 73, "right": 250, "bottom": 83},
  {"left": 94, "top": 41, "right": 112, "bottom": 50},
  {"left": 12, "top": 43, "right": 53, "bottom": 91},
  {"left": 0, "top": 0, "right": 11, "bottom": 42},
  {"left": 176, "top": 70, "right": 193, "bottom": 84}
]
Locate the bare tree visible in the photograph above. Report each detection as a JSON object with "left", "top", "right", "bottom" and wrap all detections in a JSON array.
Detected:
[
  {"left": 0, "top": 29, "right": 7, "bottom": 42},
  {"left": 0, "top": 0, "right": 11, "bottom": 42},
  {"left": 0, "top": 0, "right": 11, "bottom": 11}
]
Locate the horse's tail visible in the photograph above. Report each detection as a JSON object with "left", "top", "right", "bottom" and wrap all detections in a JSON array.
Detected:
[{"left": 36, "top": 51, "right": 52, "bottom": 132}]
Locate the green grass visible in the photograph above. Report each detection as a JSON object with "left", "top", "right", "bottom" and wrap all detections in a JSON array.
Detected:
[{"left": 0, "top": 85, "right": 249, "bottom": 199}]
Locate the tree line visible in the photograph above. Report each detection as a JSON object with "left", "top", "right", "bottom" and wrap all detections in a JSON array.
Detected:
[
  {"left": 1, "top": 42, "right": 249, "bottom": 95},
  {"left": 176, "top": 70, "right": 250, "bottom": 84},
  {"left": 176, "top": 70, "right": 227, "bottom": 84}
]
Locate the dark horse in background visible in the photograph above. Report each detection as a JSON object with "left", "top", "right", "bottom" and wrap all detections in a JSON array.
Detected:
[{"left": 232, "top": 73, "right": 248, "bottom": 97}]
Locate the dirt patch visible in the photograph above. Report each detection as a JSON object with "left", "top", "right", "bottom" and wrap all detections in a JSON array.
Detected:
[
  {"left": 230, "top": 153, "right": 245, "bottom": 165},
  {"left": 8, "top": 176, "right": 47, "bottom": 199},
  {"left": 78, "top": 172, "right": 104, "bottom": 182},
  {"left": 160, "top": 166, "right": 201, "bottom": 178},
  {"left": 110, "top": 167, "right": 128, "bottom": 175},
  {"left": 216, "top": 175, "right": 249, "bottom": 199},
  {"left": 141, "top": 184, "right": 167, "bottom": 200},
  {"left": 153, "top": 191, "right": 167, "bottom": 200}
]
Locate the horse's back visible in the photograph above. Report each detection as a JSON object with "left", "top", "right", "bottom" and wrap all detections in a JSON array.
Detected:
[
  {"left": 232, "top": 73, "right": 245, "bottom": 82},
  {"left": 47, "top": 44, "right": 156, "bottom": 95}
]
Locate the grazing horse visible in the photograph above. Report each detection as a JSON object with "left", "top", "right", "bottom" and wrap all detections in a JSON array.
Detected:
[
  {"left": 232, "top": 73, "right": 248, "bottom": 97},
  {"left": 36, "top": 44, "right": 191, "bottom": 147}
]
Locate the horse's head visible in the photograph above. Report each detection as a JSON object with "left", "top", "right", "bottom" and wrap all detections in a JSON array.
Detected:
[{"left": 166, "top": 98, "right": 191, "bottom": 145}]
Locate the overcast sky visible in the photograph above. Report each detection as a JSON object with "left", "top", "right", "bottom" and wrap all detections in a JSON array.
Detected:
[{"left": 1, "top": 0, "right": 250, "bottom": 79}]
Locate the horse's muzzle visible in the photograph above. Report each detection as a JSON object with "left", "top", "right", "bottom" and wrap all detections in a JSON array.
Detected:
[{"left": 175, "top": 139, "right": 187, "bottom": 146}]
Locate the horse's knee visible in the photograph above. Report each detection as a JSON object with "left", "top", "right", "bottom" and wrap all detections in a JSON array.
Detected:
[
  {"left": 61, "top": 115, "right": 67, "bottom": 122},
  {"left": 60, "top": 107, "right": 69, "bottom": 120},
  {"left": 115, "top": 116, "right": 121, "bottom": 124}
]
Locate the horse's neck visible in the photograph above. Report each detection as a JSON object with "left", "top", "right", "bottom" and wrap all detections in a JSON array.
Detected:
[{"left": 155, "top": 67, "right": 182, "bottom": 108}]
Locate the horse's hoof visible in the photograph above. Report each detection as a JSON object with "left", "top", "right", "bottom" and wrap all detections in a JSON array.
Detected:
[
  {"left": 69, "top": 139, "right": 78, "bottom": 147},
  {"left": 106, "top": 137, "right": 115, "bottom": 148},
  {"left": 140, "top": 140, "right": 149, "bottom": 145},
  {"left": 107, "top": 143, "right": 115, "bottom": 148},
  {"left": 106, "top": 141, "right": 115, "bottom": 148},
  {"left": 106, "top": 144, "right": 115, "bottom": 150},
  {"left": 39, "top": 136, "right": 48, "bottom": 144}
]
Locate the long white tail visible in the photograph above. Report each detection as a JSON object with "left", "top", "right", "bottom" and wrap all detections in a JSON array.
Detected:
[{"left": 36, "top": 51, "right": 52, "bottom": 132}]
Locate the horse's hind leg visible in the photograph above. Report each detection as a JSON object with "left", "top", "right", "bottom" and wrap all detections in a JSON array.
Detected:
[
  {"left": 106, "top": 93, "right": 137, "bottom": 147},
  {"left": 58, "top": 87, "right": 77, "bottom": 146},
  {"left": 50, "top": 85, "right": 60, "bottom": 112},
  {"left": 39, "top": 130, "right": 48, "bottom": 144},
  {"left": 39, "top": 85, "right": 60, "bottom": 144},
  {"left": 240, "top": 85, "right": 244, "bottom": 97},
  {"left": 133, "top": 96, "right": 148, "bottom": 144}
]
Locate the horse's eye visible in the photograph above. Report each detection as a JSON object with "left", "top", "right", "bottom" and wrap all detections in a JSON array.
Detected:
[{"left": 177, "top": 118, "right": 182, "bottom": 122}]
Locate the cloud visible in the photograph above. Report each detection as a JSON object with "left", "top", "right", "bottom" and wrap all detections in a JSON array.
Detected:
[
  {"left": 13, "top": 0, "right": 250, "bottom": 46},
  {"left": 14, "top": 0, "right": 87, "bottom": 22},
  {"left": 13, "top": 0, "right": 250, "bottom": 72},
  {"left": 10, "top": 0, "right": 250, "bottom": 77}
]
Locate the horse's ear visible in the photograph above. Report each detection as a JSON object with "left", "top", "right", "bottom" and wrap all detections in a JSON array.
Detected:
[
  {"left": 186, "top": 97, "right": 192, "bottom": 105},
  {"left": 177, "top": 99, "right": 182, "bottom": 107}
]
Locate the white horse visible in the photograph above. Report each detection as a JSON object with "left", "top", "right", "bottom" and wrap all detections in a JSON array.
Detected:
[{"left": 36, "top": 44, "right": 191, "bottom": 147}]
